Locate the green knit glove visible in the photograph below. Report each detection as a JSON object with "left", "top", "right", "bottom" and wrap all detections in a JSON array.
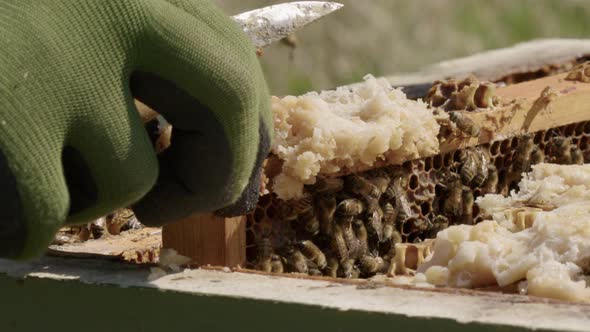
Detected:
[{"left": 0, "top": 0, "right": 272, "bottom": 259}]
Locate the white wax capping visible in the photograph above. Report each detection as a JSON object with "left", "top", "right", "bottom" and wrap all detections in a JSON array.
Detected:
[
  {"left": 271, "top": 75, "right": 440, "bottom": 199},
  {"left": 419, "top": 164, "right": 590, "bottom": 302}
]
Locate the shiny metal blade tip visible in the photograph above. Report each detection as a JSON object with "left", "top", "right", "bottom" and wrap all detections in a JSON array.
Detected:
[{"left": 233, "top": 2, "right": 344, "bottom": 48}]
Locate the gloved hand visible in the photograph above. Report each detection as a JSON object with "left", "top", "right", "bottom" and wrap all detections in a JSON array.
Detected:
[{"left": 0, "top": 0, "right": 272, "bottom": 259}]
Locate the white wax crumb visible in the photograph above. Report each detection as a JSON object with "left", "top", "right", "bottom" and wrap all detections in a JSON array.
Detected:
[
  {"left": 271, "top": 75, "right": 440, "bottom": 199},
  {"left": 389, "top": 276, "right": 415, "bottom": 286},
  {"left": 425, "top": 266, "right": 449, "bottom": 286},
  {"left": 147, "top": 267, "right": 167, "bottom": 281},
  {"left": 418, "top": 164, "right": 590, "bottom": 302},
  {"left": 518, "top": 280, "right": 528, "bottom": 295},
  {"left": 159, "top": 249, "right": 191, "bottom": 268}
]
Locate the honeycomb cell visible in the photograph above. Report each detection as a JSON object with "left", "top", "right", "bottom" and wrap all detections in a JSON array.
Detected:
[
  {"left": 443, "top": 153, "right": 454, "bottom": 167},
  {"left": 473, "top": 188, "right": 482, "bottom": 198},
  {"left": 402, "top": 219, "right": 415, "bottom": 235},
  {"left": 424, "top": 157, "right": 433, "bottom": 171},
  {"left": 421, "top": 202, "right": 431, "bottom": 215},
  {"left": 500, "top": 139, "right": 512, "bottom": 154},
  {"left": 411, "top": 205, "right": 422, "bottom": 215},
  {"left": 572, "top": 137, "right": 581, "bottom": 148},
  {"left": 258, "top": 194, "right": 273, "bottom": 208},
  {"left": 402, "top": 161, "right": 414, "bottom": 173},
  {"left": 504, "top": 155, "right": 513, "bottom": 168},
  {"left": 490, "top": 140, "right": 501, "bottom": 156},
  {"left": 534, "top": 131, "right": 545, "bottom": 145},
  {"left": 254, "top": 207, "right": 266, "bottom": 223},
  {"left": 409, "top": 174, "right": 420, "bottom": 191},
  {"left": 494, "top": 156, "right": 504, "bottom": 169},
  {"left": 266, "top": 204, "right": 278, "bottom": 220},
  {"left": 433, "top": 154, "right": 443, "bottom": 169},
  {"left": 419, "top": 160, "right": 428, "bottom": 172},
  {"left": 575, "top": 122, "right": 586, "bottom": 136},
  {"left": 580, "top": 136, "right": 589, "bottom": 151},
  {"left": 585, "top": 122, "right": 590, "bottom": 134},
  {"left": 510, "top": 137, "right": 519, "bottom": 149},
  {"left": 565, "top": 124, "right": 576, "bottom": 137}
]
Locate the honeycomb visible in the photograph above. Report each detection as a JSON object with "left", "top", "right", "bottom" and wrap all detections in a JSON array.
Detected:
[
  {"left": 426, "top": 75, "right": 501, "bottom": 111},
  {"left": 246, "top": 120, "right": 590, "bottom": 278}
]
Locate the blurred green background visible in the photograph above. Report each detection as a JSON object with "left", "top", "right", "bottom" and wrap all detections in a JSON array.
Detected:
[{"left": 214, "top": 0, "right": 590, "bottom": 96}]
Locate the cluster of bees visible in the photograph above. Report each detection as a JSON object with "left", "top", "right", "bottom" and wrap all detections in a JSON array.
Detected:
[
  {"left": 52, "top": 208, "right": 141, "bottom": 245},
  {"left": 247, "top": 77, "right": 590, "bottom": 277}
]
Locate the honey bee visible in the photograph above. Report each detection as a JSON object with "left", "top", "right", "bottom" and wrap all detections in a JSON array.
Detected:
[
  {"left": 460, "top": 149, "right": 478, "bottom": 185},
  {"left": 299, "top": 209, "right": 320, "bottom": 235},
  {"left": 339, "top": 259, "right": 360, "bottom": 279},
  {"left": 390, "top": 177, "right": 414, "bottom": 223},
  {"left": 286, "top": 250, "right": 308, "bottom": 274},
  {"left": 365, "top": 198, "right": 384, "bottom": 242},
  {"left": 530, "top": 146, "right": 545, "bottom": 166},
  {"left": 73, "top": 225, "right": 91, "bottom": 242},
  {"left": 88, "top": 217, "right": 106, "bottom": 239},
  {"left": 270, "top": 254, "right": 284, "bottom": 274},
  {"left": 313, "top": 177, "right": 344, "bottom": 193},
  {"left": 548, "top": 136, "right": 572, "bottom": 164},
  {"left": 413, "top": 217, "right": 432, "bottom": 232},
  {"left": 331, "top": 224, "right": 349, "bottom": 262},
  {"left": 383, "top": 168, "right": 408, "bottom": 199},
  {"left": 256, "top": 231, "right": 273, "bottom": 272},
  {"left": 297, "top": 240, "right": 327, "bottom": 269},
  {"left": 443, "top": 174, "right": 463, "bottom": 217},
  {"left": 359, "top": 255, "right": 385, "bottom": 275},
  {"left": 381, "top": 203, "right": 398, "bottom": 242},
  {"left": 390, "top": 229, "right": 403, "bottom": 246},
  {"left": 258, "top": 259, "right": 272, "bottom": 273},
  {"left": 369, "top": 172, "right": 391, "bottom": 194},
  {"left": 571, "top": 146, "right": 584, "bottom": 165},
  {"left": 277, "top": 200, "right": 298, "bottom": 222},
  {"left": 106, "top": 208, "right": 141, "bottom": 235},
  {"left": 461, "top": 188, "right": 474, "bottom": 225},
  {"left": 306, "top": 259, "right": 323, "bottom": 276},
  {"left": 513, "top": 134, "right": 535, "bottom": 173},
  {"left": 472, "top": 148, "right": 490, "bottom": 187},
  {"left": 353, "top": 219, "right": 369, "bottom": 257},
  {"left": 316, "top": 194, "right": 336, "bottom": 236},
  {"left": 481, "top": 165, "right": 499, "bottom": 195},
  {"left": 428, "top": 215, "right": 449, "bottom": 238},
  {"left": 335, "top": 198, "right": 364, "bottom": 217},
  {"left": 325, "top": 256, "right": 339, "bottom": 278},
  {"left": 346, "top": 175, "right": 381, "bottom": 199},
  {"left": 292, "top": 193, "right": 314, "bottom": 214},
  {"left": 449, "top": 111, "right": 480, "bottom": 137},
  {"left": 341, "top": 221, "right": 361, "bottom": 259}
]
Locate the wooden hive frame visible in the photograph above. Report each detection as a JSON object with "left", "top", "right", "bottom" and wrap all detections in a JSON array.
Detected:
[{"left": 162, "top": 69, "right": 590, "bottom": 269}]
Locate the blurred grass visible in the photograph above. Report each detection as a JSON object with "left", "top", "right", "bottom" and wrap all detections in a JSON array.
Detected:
[{"left": 214, "top": 0, "right": 590, "bottom": 95}]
